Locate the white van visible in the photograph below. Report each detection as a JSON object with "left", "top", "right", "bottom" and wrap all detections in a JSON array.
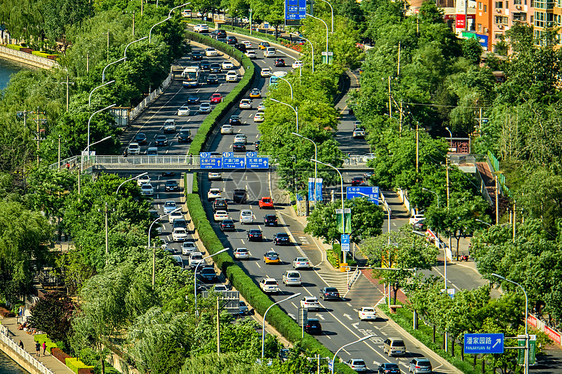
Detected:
[{"left": 264, "top": 47, "right": 276, "bottom": 57}]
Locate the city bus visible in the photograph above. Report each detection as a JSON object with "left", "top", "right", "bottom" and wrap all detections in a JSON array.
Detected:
[{"left": 181, "top": 66, "right": 200, "bottom": 87}]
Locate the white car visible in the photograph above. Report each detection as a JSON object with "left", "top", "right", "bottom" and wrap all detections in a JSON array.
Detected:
[
  {"left": 177, "top": 105, "right": 190, "bottom": 116},
  {"left": 245, "top": 50, "right": 256, "bottom": 59},
  {"left": 163, "top": 119, "right": 176, "bottom": 133},
  {"left": 409, "top": 214, "right": 425, "bottom": 225},
  {"left": 221, "top": 124, "right": 233, "bottom": 134},
  {"left": 127, "top": 142, "right": 140, "bottom": 155},
  {"left": 239, "top": 99, "right": 252, "bottom": 109},
  {"left": 172, "top": 227, "right": 188, "bottom": 241},
  {"left": 169, "top": 210, "right": 184, "bottom": 223},
  {"left": 292, "top": 60, "right": 304, "bottom": 69},
  {"left": 234, "top": 133, "right": 247, "bottom": 144},
  {"left": 242, "top": 41, "right": 252, "bottom": 48},
  {"left": 261, "top": 68, "right": 272, "bottom": 77},
  {"left": 257, "top": 102, "right": 266, "bottom": 112},
  {"left": 208, "top": 172, "right": 222, "bottom": 181},
  {"left": 163, "top": 201, "right": 177, "bottom": 214},
  {"left": 293, "top": 257, "right": 312, "bottom": 269},
  {"left": 137, "top": 174, "right": 151, "bottom": 186},
  {"left": 346, "top": 359, "right": 368, "bottom": 372},
  {"left": 213, "top": 210, "right": 229, "bottom": 221},
  {"left": 198, "top": 102, "right": 211, "bottom": 113},
  {"left": 221, "top": 61, "right": 234, "bottom": 70},
  {"left": 239, "top": 210, "right": 254, "bottom": 224},
  {"left": 182, "top": 241, "right": 197, "bottom": 255},
  {"left": 193, "top": 24, "right": 209, "bottom": 33},
  {"left": 300, "top": 296, "right": 320, "bottom": 310},
  {"left": 282, "top": 270, "right": 302, "bottom": 286},
  {"left": 264, "top": 47, "right": 276, "bottom": 57},
  {"left": 352, "top": 127, "right": 366, "bottom": 138},
  {"left": 234, "top": 247, "right": 250, "bottom": 260},
  {"left": 225, "top": 71, "right": 238, "bottom": 82},
  {"left": 253, "top": 113, "right": 265, "bottom": 122},
  {"left": 140, "top": 183, "right": 154, "bottom": 196},
  {"left": 207, "top": 188, "right": 222, "bottom": 201},
  {"left": 259, "top": 278, "right": 279, "bottom": 293},
  {"left": 358, "top": 307, "right": 377, "bottom": 321},
  {"left": 189, "top": 252, "right": 204, "bottom": 268},
  {"left": 205, "top": 47, "right": 218, "bottom": 56}
]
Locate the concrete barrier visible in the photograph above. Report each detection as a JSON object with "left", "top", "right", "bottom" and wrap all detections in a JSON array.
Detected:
[{"left": 0, "top": 46, "right": 58, "bottom": 70}]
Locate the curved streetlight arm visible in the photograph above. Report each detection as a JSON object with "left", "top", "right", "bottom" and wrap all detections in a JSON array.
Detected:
[
  {"left": 271, "top": 98, "right": 298, "bottom": 132},
  {"left": 194, "top": 248, "right": 230, "bottom": 315},
  {"left": 422, "top": 187, "right": 439, "bottom": 208},
  {"left": 116, "top": 172, "right": 148, "bottom": 194},
  {"left": 149, "top": 17, "right": 171, "bottom": 43},
  {"left": 261, "top": 292, "right": 301, "bottom": 359},
  {"left": 124, "top": 36, "right": 148, "bottom": 59},
  {"left": 102, "top": 57, "right": 125, "bottom": 82},
  {"left": 306, "top": 13, "right": 329, "bottom": 56},
  {"left": 318, "top": 0, "right": 334, "bottom": 33},
  {"left": 277, "top": 76, "right": 293, "bottom": 101},
  {"left": 292, "top": 33, "right": 314, "bottom": 73},
  {"left": 87, "top": 104, "right": 116, "bottom": 152},
  {"left": 331, "top": 335, "right": 374, "bottom": 374},
  {"left": 292, "top": 133, "right": 318, "bottom": 201},
  {"left": 89, "top": 80, "right": 115, "bottom": 107},
  {"left": 169, "top": 2, "right": 190, "bottom": 18}
]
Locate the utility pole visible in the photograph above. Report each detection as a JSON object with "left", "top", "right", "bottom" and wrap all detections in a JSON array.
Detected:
[
  {"left": 513, "top": 201, "right": 516, "bottom": 240},
  {"left": 105, "top": 202, "right": 109, "bottom": 263},
  {"left": 58, "top": 135, "right": 61, "bottom": 169},
  {"left": 495, "top": 175, "right": 499, "bottom": 225},
  {"left": 86, "top": 53, "right": 89, "bottom": 73},
  {"left": 132, "top": 12, "right": 135, "bottom": 35},
  {"left": 107, "top": 31, "right": 110, "bottom": 60},
  {"left": 388, "top": 76, "right": 392, "bottom": 118},
  {"left": 217, "top": 297, "right": 220, "bottom": 354},
  {"left": 60, "top": 75, "right": 74, "bottom": 112},
  {"left": 36, "top": 109, "right": 40, "bottom": 167},
  {"left": 415, "top": 121, "right": 419, "bottom": 174}
]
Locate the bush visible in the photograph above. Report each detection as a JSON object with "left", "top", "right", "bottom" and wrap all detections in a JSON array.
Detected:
[
  {"left": 5, "top": 44, "right": 22, "bottom": 51},
  {"left": 65, "top": 357, "right": 94, "bottom": 374},
  {"left": 33, "top": 334, "right": 57, "bottom": 353},
  {"left": 51, "top": 347, "right": 72, "bottom": 364}
]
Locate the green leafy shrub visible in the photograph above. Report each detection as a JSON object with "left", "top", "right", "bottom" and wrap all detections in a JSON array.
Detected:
[
  {"left": 51, "top": 347, "right": 72, "bottom": 364},
  {"left": 65, "top": 357, "right": 94, "bottom": 374},
  {"left": 5, "top": 44, "right": 21, "bottom": 51},
  {"left": 33, "top": 334, "right": 57, "bottom": 352}
]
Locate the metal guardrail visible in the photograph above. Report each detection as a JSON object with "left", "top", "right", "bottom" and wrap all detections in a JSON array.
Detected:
[
  {"left": 129, "top": 71, "right": 173, "bottom": 123},
  {"left": 0, "top": 324, "right": 55, "bottom": 374}
]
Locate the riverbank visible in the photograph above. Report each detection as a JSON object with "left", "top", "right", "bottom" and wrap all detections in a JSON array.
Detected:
[{"left": 0, "top": 46, "right": 57, "bottom": 70}]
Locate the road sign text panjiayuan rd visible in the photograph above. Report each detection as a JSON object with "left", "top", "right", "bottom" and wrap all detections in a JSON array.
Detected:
[{"left": 464, "top": 333, "right": 504, "bottom": 354}]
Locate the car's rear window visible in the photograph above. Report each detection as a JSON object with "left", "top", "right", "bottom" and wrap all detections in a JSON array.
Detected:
[
  {"left": 392, "top": 340, "right": 405, "bottom": 347},
  {"left": 354, "top": 360, "right": 366, "bottom": 366}
]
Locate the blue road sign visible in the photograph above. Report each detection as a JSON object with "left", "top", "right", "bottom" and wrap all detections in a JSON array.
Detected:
[
  {"left": 346, "top": 186, "right": 380, "bottom": 205},
  {"left": 246, "top": 152, "right": 257, "bottom": 158},
  {"left": 464, "top": 333, "right": 504, "bottom": 354},
  {"left": 246, "top": 157, "right": 269, "bottom": 169},
  {"left": 223, "top": 157, "right": 245, "bottom": 169},
  {"left": 222, "top": 151, "right": 233, "bottom": 158},
  {"left": 200, "top": 152, "right": 211, "bottom": 158},
  {"left": 341, "top": 234, "right": 350, "bottom": 252},
  {"left": 285, "top": 0, "right": 306, "bottom": 21},
  {"left": 200, "top": 157, "right": 221, "bottom": 169}
]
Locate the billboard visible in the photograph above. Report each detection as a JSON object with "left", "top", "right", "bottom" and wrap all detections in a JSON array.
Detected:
[{"left": 285, "top": 0, "right": 306, "bottom": 25}]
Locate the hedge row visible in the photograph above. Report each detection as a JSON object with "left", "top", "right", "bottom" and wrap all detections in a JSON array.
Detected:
[
  {"left": 33, "top": 334, "right": 57, "bottom": 353},
  {"left": 51, "top": 347, "right": 72, "bottom": 365},
  {"left": 65, "top": 357, "right": 95, "bottom": 374},
  {"left": 185, "top": 30, "right": 255, "bottom": 155},
  {"left": 34, "top": 334, "right": 93, "bottom": 373}
]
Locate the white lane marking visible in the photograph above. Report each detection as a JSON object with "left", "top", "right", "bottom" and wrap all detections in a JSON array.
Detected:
[
  {"left": 343, "top": 313, "right": 353, "bottom": 321},
  {"left": 316, "top": 314, "right": 325, "bottom": 321},
  {"left": 256, "top": 263, "right": 261, "bottom": 268},
  {"left": 291, "top": 302, "right": 298, "bottom": 309},
  {"left": 347, "top": 302, "right": 353, "bottom": 307}
]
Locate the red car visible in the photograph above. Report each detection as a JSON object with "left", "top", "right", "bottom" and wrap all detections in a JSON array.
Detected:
[
  {"left": 210, "top": 93, "right": 223, "bottom": 104},
  {"left": 274, "top": 58, "right": 285, "bottom": 67},
  {"left": 258, "top": 197, "right": 274, "bottom": 209},
  {"left": 351, "top": 176, "right": 366, "bottom": 186}
]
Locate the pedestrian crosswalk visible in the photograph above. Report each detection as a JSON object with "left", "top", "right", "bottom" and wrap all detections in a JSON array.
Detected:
[{"left": 313, "top": 263, "right": 354, "bottom": 292}]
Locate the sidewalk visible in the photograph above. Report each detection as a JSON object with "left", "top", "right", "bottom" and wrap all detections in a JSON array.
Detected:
[{"left": 0, "top": 317, "right": 73, "bottom": 374}]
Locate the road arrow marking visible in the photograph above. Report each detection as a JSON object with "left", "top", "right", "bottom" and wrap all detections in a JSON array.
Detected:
[{"left": 343, "top": 313, "right": 353, "bottom": 321}]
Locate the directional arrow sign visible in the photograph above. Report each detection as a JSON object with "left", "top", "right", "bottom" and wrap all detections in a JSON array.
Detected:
[
  {"left": 200, "top": 156, "right": 221, "bottom": 169},
  {"left": 464, "top": 333, "right": 504, "bottom": 354},
  {"left": 223, "top": 156, "right": 245, "bottom": 169},
  {"left": 246, "top": 157, "right": 269, "bottom": 169}
]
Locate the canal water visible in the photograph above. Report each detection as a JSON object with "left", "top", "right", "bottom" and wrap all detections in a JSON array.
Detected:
[{"left": 0, "top": 58, "right": 23, "bottom": 91}]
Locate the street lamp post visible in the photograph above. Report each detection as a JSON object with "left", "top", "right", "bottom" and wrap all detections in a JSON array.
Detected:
[
  {"left": 277, "top": 76, "right": 293, "bottom": 101},
  {"left": 445, "top": 126, "right": 453, "bottom": 151},
  {"left": 270, "top": 98, "right": 298, "bottom": 132},
  {"left": 78, "top": 135, "right": 112, "bottom": 195},
  {"left": 87, "top": 104, "right": 116, "bottom": 153},
  {"left": 292, "top": 33, "right": 314, "bottom": 73},
  {"left": 116, "top": 172, "right": 149, "bottom": 195},
  {"left": 124, "top": 36, "right": 148, "bottom": 60},
  {"left": 306, "top": 13, "right": 329, "bottom": 59},
  {"left": 292, "top": 133, "right": 317, "bottom": 203},
  {"left": 102, "top": 57, "right": 125, "bottom": 83},
  {"left": 331, "top": 335, "right": 374, "bottom": 374},
  {"left": 422, "top": 187, "right": 446, "bottom": 291},
  {"left": 261, "top": 293, "right": 301, "bottom": 360},
  {"left": 149, "top": 208, "right": 182, "bottom": 287},
  {"left": 149, "top": 2, "right": 190, "bottom": 44},
  {"left": 194, "top": 248, "right": 230, "bottom": 315},
  {"left": 311, "top": 159, "right": 346, "bottom": 263},
  {"left": 318, "top": 0, "right": 334, "bottom": 33},
  {"left": 88, "top": 80, "right": 115, "bottom": 107},
  {"left": 492, "top": 273, "right": 529, "bottom": 374}
]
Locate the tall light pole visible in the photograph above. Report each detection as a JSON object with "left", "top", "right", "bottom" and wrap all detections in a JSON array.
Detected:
[
  {"left": 277, "top": 76, "right": 293, "bottom": 101},
  {"left": 194, "top": 248, "right": 230, "bottom": 315},
  {"left": 270, "top": 98, "right": 298, "bottom": 132},
  {"left": 311, "top": 159, "right": 346, "bottom": 263},
  {"left": 331, "top": 335, "right": 374, "bottom": 374},
  {"left": 79, "top": 136, "right": 112, "bottom": 195},
  {"left": 492, "top": 273, "right": 529, "bottom": 374},
  {"left": 318, "top": 0, "right": 334, "bottom": 33},
  {"left": 149, "top": 18, "right": 170, "bottom": 43},
  {"left": 102, "top": 57, "right": 125, "bottom": 82},
  {"left": 306, "top": 13, "right": 329, "bottom": 60},
  {"left": 87, "top": 104, "right": 116, "bottom": 153},
  {"left": 88, "top": 80, "right": 115, "bottom": 107},
  {"left": 292, "top": 33, "right": 314, "bottom": 73},
  {"left": 124, "top": 36, "right": 148, "bottom": 60},
  {"left": 261, "top": 293, "right": 301, "bottom": 360},
  {"left": 445, "top": 126, "right": 453, "bottom": 151},
  {"left": 116, "top": 172, "right": 149, "bottom": 195},
  {"left": 149, "top": 208, "right": 182, "bottom": 287},
  {"left": 292, "top": 133, "right": 317, "bottom": 203},
  {"left": 422, "top": 187, "right": 446, "bottom": 291}
]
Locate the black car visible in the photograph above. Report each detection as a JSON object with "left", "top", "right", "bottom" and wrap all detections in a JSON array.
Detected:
[
  {"left": 161, "top": 171, "right": 175, "bottom": 177},
  {"left": 177, "top": 129, "right": 192, "bottom": 143},
  {"left": 199, "top": 61, "right": 211, "bottom": 70},
  {"left": 304, "top": 318, "right": 322, "bottom": 335},
  {"left": 274, "top": 58, "right": 285, "bottom": 67},
  {"left": 212, "top": 198, "right": 228, "bottom": 212},
  {"left": 198, "top": 266, "right": 218, "bottom": 283},
  {"left": 233, "top": 141, "right": 246, "bottom": 152},
  {"left": 229, "top": 114, "right": 241, "bottom": 125},
  {"left": 273, "top": 232, "right": 290, "bottom": 245},
  {"left": 134, "top": 132, "right": 147, "bottom": 144},
  {"left": 206, "top": 74, "right": 219, "bottom": 84},
  {"left": 210, "top": 63, "right": 221, "bottom": 73},
  {"left": 377, "top": 363, "right": 400, "bottom": 374},
  {"left": 192, "top": 51, "right": 203, "bottom": 60},
  {"left": 220, "top": 219, "right": 235, "bottom": 231},
  {"left": 255, "top": 140, "right": 261, "bottom": 151},
  {"left": 235, "top": 43, "right": 247, "bottom": 52},
  {"left": 247, "top": 229, "right": 263, "bottom": 241},
  {"left": 154, "top": 134, "right": 168, "bottom": 146},
  {"left": 351, "top": 176, "right": 365, "bottom": 186},
  {"left": 264, "top": 214, "right": 278, "bottom": 226},
  {"left": 187, "top": 95, "right": 200, "bottom": 104},
  {"left": 165, "top": 180, "right": 179, "bottom": 192},
  {"left": 226, "top": 36, "right": 238, "bottom": 45},
  {"left": 214, "top": 29, "right": 226, "bottom": 39},
  {"left": 320, "top": 287, "right": 340, "bottom": 301},
  {"left": 233, "top": 189, "right": 247, "bottom": 203}
]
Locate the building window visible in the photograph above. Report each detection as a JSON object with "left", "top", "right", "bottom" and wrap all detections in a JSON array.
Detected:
[
  {"left": 513, "top": 13, "right": 527, "bottom": 21},
  {"left": 535, "top": 10, "right": 545, "bottom": 27},
  {"left": 506, "top": 1, "right": 509, "bottom": 6},
  {"left": 479, "top": 1, "right": 483, "bottom": 9},
  {"left": 478, "top": 23, "right": 483, "bottom": 31},
  {"left": 514, "top": 0, "right": 522, "bottom": 4},
  {"left": 484, "top": 4, "right": 488, "bottom": 11},
  {"left": 495, "top": 1, "right": 503, "bottom": 8}
]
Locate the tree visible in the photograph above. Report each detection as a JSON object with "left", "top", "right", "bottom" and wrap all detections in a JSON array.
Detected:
[{"left": 29, "top": 291, "right": 75, "bottom": 343}]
